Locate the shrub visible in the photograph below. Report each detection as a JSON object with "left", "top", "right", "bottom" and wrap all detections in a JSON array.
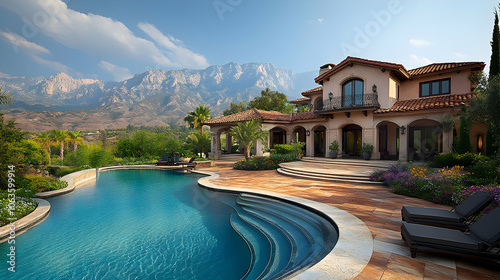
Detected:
[
  {"left": 273, "top": 144, "right": 293, "bottom": 154},
  {"left": 0, "top": 193, "right": 37, "bottom": 226},
  {"left": 25, "top": 174, "right": 68, "bottom": 193},
  {"left": 431, "top": 152, "right": 485, "bottom": 168},
  {"left": 233, "top": 154, "right": 296, "bottom": 170}
]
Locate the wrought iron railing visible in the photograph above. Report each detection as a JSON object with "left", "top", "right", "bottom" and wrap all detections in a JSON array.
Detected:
[{"left": 314, "top": 93, "right": 380, "bottom": 112}]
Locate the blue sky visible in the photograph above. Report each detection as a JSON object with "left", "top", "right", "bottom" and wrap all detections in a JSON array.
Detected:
[{"left": 0, "top": 0, "right": 497, "bottom": 82}]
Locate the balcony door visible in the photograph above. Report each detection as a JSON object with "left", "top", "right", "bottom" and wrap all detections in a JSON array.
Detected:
[{"left": 342, "top": 79, "right": 364, "bottom": 107}]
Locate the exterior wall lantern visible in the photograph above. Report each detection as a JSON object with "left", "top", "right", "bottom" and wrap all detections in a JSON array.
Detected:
[
  {"left": 400, "top": 125, "right": 406, "bottom": 135},
  {"left": 372, "top": 84, "right": 377, "bottom": 93},
  {"left": 477, "top": 134, "right": 483, "bottom": 151},
  {"left": 329, "top": 92, "right": 333, "bottom": 101},
  {"left": 306, "top": 130, "right": 311, "bottom": 136}
]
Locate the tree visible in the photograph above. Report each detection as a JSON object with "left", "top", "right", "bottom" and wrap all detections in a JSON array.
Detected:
[
  {"left": 36, "top": 131, "right": 53, "bottom": 165},
  {"left": 184, "top": 104, "right": 212, "bottom": 134},
  {"left": 490, "top": 7, "right": 500, "bottom": 77},
  {"left": 248, "top": 88, "right": 294, "bottom": 113},
  {"left": 457, "top": 107, "right": 472, "bottom": 154},
  {"left": 50, "top": 129, "right": 68, "bottom": 165},
  {"left": 229, "top": 120, "right": 268, "bottom": 159},
  {"left": 186, "top": 132, "right": 211, "bottom": 158},
  {"left": 486, "top": 76, "right": 500, "bottom": 154},
  {"left": 223, "top": 100, "right": 248, "bottom": 116},
  {"left": 67, "top": 131, "right": 84, "bottom": 152},
  {"left": 0, "top": 113, "right": 27, "bottom": 189},
  {"left": 0, "top": 87, "right": 13, "bottom": 105}
]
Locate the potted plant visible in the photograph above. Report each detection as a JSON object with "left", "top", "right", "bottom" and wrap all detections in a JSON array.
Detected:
[
  {"left": 329, "top": 140, "right": 339, "bottom": 159},
  {"left": 361, "top": 143, "right": 374, "bottom": 160}
]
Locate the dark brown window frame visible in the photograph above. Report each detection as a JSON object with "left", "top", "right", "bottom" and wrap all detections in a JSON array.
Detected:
[{"left": 419, "top": 78, "right": 451, "bottom": 97}]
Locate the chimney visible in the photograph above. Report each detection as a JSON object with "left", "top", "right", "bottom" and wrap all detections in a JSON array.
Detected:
[{"left": 319, "top": 63, "right": 335, "bottom": 76}]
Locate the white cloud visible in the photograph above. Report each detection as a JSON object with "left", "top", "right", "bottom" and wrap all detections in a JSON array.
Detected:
[
  {"left": 409, "top": 39, "right": 431, "bottom": 47},
  {"left": 98, "top": 61, "right": 133, "bottom": 82},
  {"left": 0, "top": 31, "right": 71, "bottom": 72},
  {"left": 318, "top": 18, "right": 324, "bottom": 23},
  {"left": 0, "top": 0, "right": 209, "bottom": 69},
  {"left": 410, "top": 54, "right": 433, "bottom": 65},
  {"left": 0, "top": 31, "right": 50, "bottom": 55},
  {"left": 138, "top": 22, "right": 209, "bottom": 68},
  {"left": 0, "top": 72, "right": 10, "bottom": 78}
]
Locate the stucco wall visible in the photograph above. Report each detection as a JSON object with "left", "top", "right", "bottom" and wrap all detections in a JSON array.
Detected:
[
  {"left": 322, "top": 64, "right": 393, "bottom": 109},
  {"left": 399, "top": 70, "right": 473, "bottom": 100}
]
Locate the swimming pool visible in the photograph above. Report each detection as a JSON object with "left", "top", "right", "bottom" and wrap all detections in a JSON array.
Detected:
[{"left": 0, "top": 169, "right": 337, "bottom": 279}]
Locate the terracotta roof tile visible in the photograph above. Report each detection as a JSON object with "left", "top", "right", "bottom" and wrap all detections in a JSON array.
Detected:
[
  {"left": 408, "top": 62, "right": 485, "bottom": 77},
  {"left": 290, "top": 97, "right": 311, "bottom": 103},
  {"left": 204, "top": 108, "right": 323, "bottom": 125},
  {"left": 315, "top": 56, "right": 410, "bottom": 83},
  {"left": 374, "top": 93, "right": 476, "bottom": 114},
  {"left": 301, "top": 86, "right": 323, "bottom": 96}
]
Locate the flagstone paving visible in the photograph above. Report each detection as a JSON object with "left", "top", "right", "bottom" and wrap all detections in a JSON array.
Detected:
[{"left": 199, "top": 160, "right": 500, "bottom": 279}]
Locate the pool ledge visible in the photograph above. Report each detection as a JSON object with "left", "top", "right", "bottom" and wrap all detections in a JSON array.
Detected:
[
  {"left": 195, "top": 170, "right": 374, "bottom": 280},
  {"left": 0, "top": 198, "right": 50, "bottom": 243}
]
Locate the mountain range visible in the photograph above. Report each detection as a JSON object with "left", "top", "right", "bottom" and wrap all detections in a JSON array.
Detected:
[{"left": 0, "top": 63, "right": 317, "bottom": 132}]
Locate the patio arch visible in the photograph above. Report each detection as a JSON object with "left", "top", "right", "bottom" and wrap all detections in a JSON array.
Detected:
[
  {"left": 341, "top": 123, "right": 362, "bottom": 157},
  {"left": 312, "top": 125, "right": 327, "bottom": 157},
  {"left": 376, "top": 120, "right": 400, "bottom": 160},
  {"left": 269, "top": 126, "right": 288, "bottom": 148},
  {"left": 407, "top": 119, "right": 443, "bottom": 162}
]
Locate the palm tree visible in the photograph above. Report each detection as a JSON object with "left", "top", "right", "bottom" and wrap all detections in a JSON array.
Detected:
[
  {"left": 36, "top": 131, "right": 52, "bottom": 165},
  {"left": 50, "top": 129, "right": 68, "bottom": 165},
  {"left": 184, "top": 104, "right": 212, "bottom": 134},
  {"left": 186, "top": 132, "right": 211, "bottom": 158},
  {"left": 229, "top": 120, "right": 268, "bottom": 159},
  {"left": 67, "top": 131, "right": 84, "bottom": 152},
  {"left": 0, "top": 87, "right": 13, "bottom": 105}
]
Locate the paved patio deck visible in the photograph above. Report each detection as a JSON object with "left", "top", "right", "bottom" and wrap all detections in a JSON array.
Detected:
[{"left": 199, "top": 159, "right": 500, "bottom": 280}]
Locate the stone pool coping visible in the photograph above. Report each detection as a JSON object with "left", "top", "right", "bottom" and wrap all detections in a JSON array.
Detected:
[
  {"left": 0, "top": 165, "right": 373, "bottom": 279},
  {"left": 195, "top": 170, "right": 373, "bottom": 280}
]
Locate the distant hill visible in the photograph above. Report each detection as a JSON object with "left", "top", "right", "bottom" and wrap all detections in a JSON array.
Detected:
[{"left": 0, "top": 63, "right": 317, "bottom": 132}]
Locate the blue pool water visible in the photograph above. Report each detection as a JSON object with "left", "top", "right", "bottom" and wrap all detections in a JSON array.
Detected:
[
  {"left": 0, "top": 169, "right": 338, "bottom": 279},
  {"left": 0, "top": 170, "right": 250, "bottom": 279}
]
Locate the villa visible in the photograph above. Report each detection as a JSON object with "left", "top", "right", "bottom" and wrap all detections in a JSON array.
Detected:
[{"left": 206, "top": 56, "right": 486, "bottom": 161}]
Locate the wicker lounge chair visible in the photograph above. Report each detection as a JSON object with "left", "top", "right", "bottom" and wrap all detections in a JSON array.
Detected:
[
  {"left": 401, "top": 191, "right": 493, "bottom": 230},
  {"left": 401, "top": 207, "right": 500, "bottom": 259}
]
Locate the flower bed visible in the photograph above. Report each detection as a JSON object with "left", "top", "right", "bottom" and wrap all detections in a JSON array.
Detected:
[{"left": 371, "top": 162, "right": 500, "bottom": 210}]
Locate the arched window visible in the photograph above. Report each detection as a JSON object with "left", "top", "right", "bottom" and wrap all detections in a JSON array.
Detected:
[{"left": 342, "top": 79, "right": 364, "bottom": 107}]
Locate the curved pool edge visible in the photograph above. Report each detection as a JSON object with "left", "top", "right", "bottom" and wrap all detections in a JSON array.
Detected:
[
  {"left": 0, "top": 198, "right": 50, "bottom": 243},
  {"left": 195, "top": 170, "right": 374, "bottom": 280},
  {"left": 1, "top": 165, "right": 374, "bottom": 279}
]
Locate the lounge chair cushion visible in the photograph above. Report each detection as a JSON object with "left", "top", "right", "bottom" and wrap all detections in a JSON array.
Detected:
[
  {"left": 470, "top": 208, "right": 500, "bottom": 246},
  {"left": 402, "top": 206, "right": 463, "bottom": 223},
  {"left": 402, "top": 222, "right": 482, "bottom": 251},
  {"left": 454, "top": 191, "right": 493, "bottom": 218}
]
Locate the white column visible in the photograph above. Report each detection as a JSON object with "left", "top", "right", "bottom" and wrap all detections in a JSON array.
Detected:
[
  {"left": 399, "top": 131, "right": 408, "bottom": 161},
  {"left": 210, "top": 131, "right": 221, "bottom": 159}
]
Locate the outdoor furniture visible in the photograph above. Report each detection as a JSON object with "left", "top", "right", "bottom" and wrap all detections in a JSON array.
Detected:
[
  {"left": 401, "top": 207, "right": 500, "bottom": 260},
  {"left": 156, "top": 154, "right": 170, "bottom": 166},
  {"left": 174, "top": 157, "right": 197, "bottom": 169},
  {"left": 401, "top": 191, "right": 493, "bottom": 230}
]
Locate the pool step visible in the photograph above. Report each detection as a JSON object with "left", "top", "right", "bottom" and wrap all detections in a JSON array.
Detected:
[
  {"left": 277, "top": 165, "right": 383, "bottom": 185},
  {"left": 222, "top": 192, "right": 338, "bottom": 280}
]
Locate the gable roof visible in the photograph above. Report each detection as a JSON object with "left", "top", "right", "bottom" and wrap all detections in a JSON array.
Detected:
[
  {"left": 374, "top": 92, "right": 476, "bottom": 114},
  {"left": 290, "top": 97, "right": 311, "bottom": 104},
  {"left": 204, "top": 108, "right": 324, "bottom": 125},
  {"left": 315, "top": 56, "right": 410, "bottom": 83},
  {"left": 408, "top": 62, "right": 485, "bottom": 77},
  {"left": 301, "top": 86, "right": 323, "bottom": 96}
]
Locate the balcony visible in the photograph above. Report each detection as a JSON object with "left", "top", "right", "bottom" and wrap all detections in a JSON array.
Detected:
[{"left": 314, "top": 93, "right": 380, "bottom": 114}]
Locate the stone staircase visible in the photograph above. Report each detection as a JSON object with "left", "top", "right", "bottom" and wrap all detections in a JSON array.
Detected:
[
  {"left": 218, "top": 153, "right": 245, "bottom": 162},
  {"left": 277, "top": 157, "right": 396, "bottom": 185}
]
